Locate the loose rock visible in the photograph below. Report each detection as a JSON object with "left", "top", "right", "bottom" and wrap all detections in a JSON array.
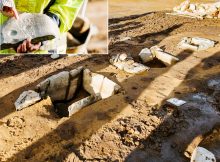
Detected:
[
  {"left": 179, "top": 37, "right": 216, "bottom": 51},
  {"left": 83, "top": 69, "right": 121, "bottom": 99},
  {"left": 14, "top": 90, "right": 41, "bottom": 111},
  {"left": 110, "top": 53, "right": 150, "bottom": 74}
]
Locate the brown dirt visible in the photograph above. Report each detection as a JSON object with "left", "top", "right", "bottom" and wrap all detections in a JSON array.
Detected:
[{"left": 0, "top": 11, "right": 220, "bottom": 162}]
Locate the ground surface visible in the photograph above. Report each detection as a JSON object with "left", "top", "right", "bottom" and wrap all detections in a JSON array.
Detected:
[{"left": 0, "top": 11, "right": 220, "bottom": 162}]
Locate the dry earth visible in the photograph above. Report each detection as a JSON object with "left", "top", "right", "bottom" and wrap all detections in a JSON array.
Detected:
[{"left": 0, "top": 11, "right": 220, "bottom": 162}]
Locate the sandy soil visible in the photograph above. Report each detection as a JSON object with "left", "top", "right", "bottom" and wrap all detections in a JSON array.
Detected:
[
  {"left": 109, "top": 0, "right": 217, "bottom": 18},
  {"left": 0, "top": 10, "right": 220, "bottom": 162}
]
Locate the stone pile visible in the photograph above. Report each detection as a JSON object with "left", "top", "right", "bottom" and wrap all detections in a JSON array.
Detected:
[{"left": 172, "top": 0, "right": 220, "bottom": 19}]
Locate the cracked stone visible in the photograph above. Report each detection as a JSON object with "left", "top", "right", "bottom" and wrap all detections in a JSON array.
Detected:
[
  {"left": 0, "top": 13, "right": 60, "bottom": 50},
  {"left": 150, "top": 46, "right": 179, "bottom": 66},
  {"left": 83, "top": 69, "right": 121, "bottom": 99},
  {"left": 110, "top": 54, "right": 150, "bottom": 74},
  {"left": 14, "top": 90, "right": 41, "bottom": 111}
]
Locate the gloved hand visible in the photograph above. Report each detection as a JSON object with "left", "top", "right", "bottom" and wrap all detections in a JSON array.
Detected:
[
  {"left": 0, "top": 0, "right": 19, "bottom": 19},
  {"left": 17, "top": 39, "right": 41, "bottom": 53}
]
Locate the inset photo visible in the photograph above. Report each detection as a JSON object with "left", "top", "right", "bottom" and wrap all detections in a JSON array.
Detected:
[{"left": 0, "top": 0, "right": 108, "bottom": 54}]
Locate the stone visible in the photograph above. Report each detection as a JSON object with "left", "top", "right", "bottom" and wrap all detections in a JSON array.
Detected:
[
  {"left": 83, "top": 69, "right": 121, "bottom": 99},
  {"left": 179, "top": 37, "right": 216, "bottom": 51},
  {"left": 83, "top": 69, "right": 105, "bottom": 95},
  {"left": 166, "top": 98, "right": 187, "bottom": 107},
  {"left": 0, "top": 13, "right": 60, "bottom": 50},
  {"left": 55, "top": 94, "right": 101, "bottom": 117},
  {"left": 191, "top": 147, "right": 216, "bottom": 162},
  {"left": 150, "top": 46, "right": 179, "bottom": 66},
  {"left": 110, "top": 54, "right": 149, "bottom": 74},
  {"left": 68, "top": 94, "right": 101, "bottom": 116},
  {"left": 138, "top": 48, "right": 154, "bottom": 63},
  {"left": 36, "top": 71, "right": 70, "bottom": 102},
  {"left": 36, "top": 68, "right": 83, "bottom": 102},
  {"left": 123, "top": 62, "right": 150, "bottom": 74},
  {"left": 207, "top": 78, "right": 220, "bottom": 91},
  {"left": 14, "top": 90, "right": 41, "bottom": 111},
  {"left": 67, "top": 66, "right": 84, "bottom": 100},
  {"left": 191, "top": 37, "right": 216, "bottom": 51},
  {"left": 100, "top": 77, "right": 121, "bottom": 99}
]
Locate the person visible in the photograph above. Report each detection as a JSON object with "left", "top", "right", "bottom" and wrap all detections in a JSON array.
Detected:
[{"left": 0, "top": 0, "right": 84, "bottom": 54}]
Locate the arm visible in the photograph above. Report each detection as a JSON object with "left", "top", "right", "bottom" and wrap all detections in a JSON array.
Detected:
[{"left": 47, "top": 0, "right": 84, "bottom": 33}]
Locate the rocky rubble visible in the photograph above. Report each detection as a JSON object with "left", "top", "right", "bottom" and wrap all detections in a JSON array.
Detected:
[
  {"left": 172, "top": 0, "right": 220, "bottom": 19},
  {"left": 178, "top": 37, "right": 217, "bottom": 51}
]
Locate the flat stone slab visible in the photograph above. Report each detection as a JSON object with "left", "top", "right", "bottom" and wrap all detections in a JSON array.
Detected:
[
  {"left": 110, "top": 54, "right": 150, "bottom": 74},
  {"left": 0, "top": 13, "right": 60, "bottom": 50},
  {"left": 83, "top": 69, "right": 121, "bottom": 99},
  {"left": 14, "top": 90, "right": 41, "bottom": 111},
  {"left": 178, "top": 37, "right": 216, "bottom": 51}
]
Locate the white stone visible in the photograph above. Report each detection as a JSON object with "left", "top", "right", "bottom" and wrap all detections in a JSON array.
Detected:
[
  {"left": 138, "top": 48, "right": 154, "bottom": 63},
  {"left": 123, "top": 62, "right": 150, "bottom": 74},
  {"left": 14, "top": 90, "right": 41, "bottom": 111},
  {"left": 83, "top": 69, "right": 105, "bottom": 96},
  {"left": 179, "top": 37, "right": 216, "bottom": 51},
  {"left": 189, "top": 4, "right": 196, "bottom": 12},
  {"left": 166, "top": 98, "right": 187, "bottom": 107},
  {"left": 1, "top": 13, "right": 60, "bottom": 50},
  {"left": 68, "top": 94, "right": 101, "bottom": 116},
  {"left": 150, "top": 46, "right": 179, "bottom": 66},
  {"left": 110, "top": 54, "right": 149, "bottom": 74},
  {"left": 191, "top": 37, "right": 215, "bottom": 50},
  {"left": 120, "top": 37, "right": 131, "bottom": 42},
  {"left": 83, "top": 69, "right": 121, "bottom": 99},
  {"left": 191, "top": 147, "right": 216, "bottom": 162},
  {"left": 100, "top": 77, "right": 121, "bottom": 99}
]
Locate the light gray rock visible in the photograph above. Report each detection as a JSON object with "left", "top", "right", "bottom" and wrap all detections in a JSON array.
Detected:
[
  {"left": 166, "top": 98, "right": 187, "bottom": 107},
  {"left": 83, "top": 69, "right": 121, "bottom": 99},
  {"left": 178, "top": 37, "right": 216, "bottom": 51},
  {"left": 150, "top": 46, "right": 179, "bottom": 66},
  {"left": 110, "top": 54, "right": 150, "bottom": 74},
  {"left": 0, "top": 13, "right": 60, "bottom": 50},
  {"left": 36, "top": 67, "right": 84, "bottom": 102},
  {"left": 14, "top": 90, "right": 41, "bottom": 111},
  {"left": 68, "top": 94, "right": 101, "bottom": 116},
  {"left": 36, "top": 71, "right": 70, "bottom": 101},
  {"left": 139, "top": 48, "right": 154, "bottom": 63}
]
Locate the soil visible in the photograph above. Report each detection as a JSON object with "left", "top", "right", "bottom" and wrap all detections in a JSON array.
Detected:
[{"left": 0, "top": 9, "right": 220, "bottom": 162}]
